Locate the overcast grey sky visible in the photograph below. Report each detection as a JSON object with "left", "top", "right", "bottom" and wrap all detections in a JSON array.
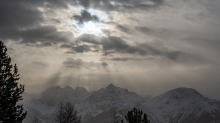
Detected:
[{"left": 1, "top": 0, "right": 220, "bottom": 99}]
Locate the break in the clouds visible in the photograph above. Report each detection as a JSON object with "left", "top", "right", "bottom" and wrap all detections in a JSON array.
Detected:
[{"left": 1, "top": 0, "right": 220, "bottom": 100}]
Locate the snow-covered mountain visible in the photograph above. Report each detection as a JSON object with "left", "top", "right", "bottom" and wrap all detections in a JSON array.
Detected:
[
  {"left": 146, "top": 88, "right": 220, "bottom": 123},
  {"left": 20, "top": 84, "right": 220, "bottom": 123}
]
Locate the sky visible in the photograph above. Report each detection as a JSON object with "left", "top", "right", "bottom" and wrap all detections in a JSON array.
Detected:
[{"left": 1, "top": 0, "right": 220, "bottom": 99}]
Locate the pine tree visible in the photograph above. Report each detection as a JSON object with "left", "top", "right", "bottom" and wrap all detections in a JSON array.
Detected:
[
  {"left": 0, "top": 41, "right": 27, "bottom": 122},
  {"left": 125, "top": 108, "right": 150, "bottom": 123},
  {"left": 55, "top": 101, "right": 81, "bottom": 123},
  {"left": 63, "top": 102, "right": 81, "bottom": 123},
  {"left": 56, "top": 102, "right": 65, "bottom": 123},
  {"left": 143, "top": 114, "right": 150, "bottom": 123}
]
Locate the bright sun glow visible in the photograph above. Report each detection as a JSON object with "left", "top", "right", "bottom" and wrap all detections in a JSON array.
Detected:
[{"left": 79, "top": 21, "right": 102, "bottom": 36}]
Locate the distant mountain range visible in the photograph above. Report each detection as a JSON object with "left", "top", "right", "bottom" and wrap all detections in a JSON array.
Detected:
[{"left": 19, "top": 84, "right": 220, "bottom": 123}]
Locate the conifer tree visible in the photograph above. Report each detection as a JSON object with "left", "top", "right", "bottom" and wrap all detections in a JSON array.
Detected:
[
  {"left": 125, "top": 108, "right": 150, "bottom": 123},
  {"left": 0, "top": 41, "right": 27, "bottom": 122},
  {"left": 143, "top": 114, "right": 150, "bottom": 123},
  {"left": 56, "top": 101, "right": 81, "bottom": 123},
  {"left": 63, "top": 102, "right": 81, "bottom": 123},
  {"left": 56, "top": 102, "right": 65, "bottom": 123}
]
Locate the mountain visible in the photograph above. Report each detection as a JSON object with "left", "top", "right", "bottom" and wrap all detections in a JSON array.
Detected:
[
  {"left": 75, "top": 84, "right": 148, "bottom": 123},
  {"left": 32, "top": 85, "right": 89, "bottom": 106},
  {"left": 146, "top": 87, "right": 220, "bottom": 123},
  {"left": 20, "top": 84, "right": 220, "bottom": 123}
]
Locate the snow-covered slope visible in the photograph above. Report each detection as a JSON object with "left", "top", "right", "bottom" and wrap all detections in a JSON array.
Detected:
[
  {"left": 20, "top": 85, "right": 220, "bottom": 123},
  {"left": 146, "top": 88, "right": 220, "bottom": 123},
  {"left": 75, "top": 84, "right": 148, "bottom": 123}
]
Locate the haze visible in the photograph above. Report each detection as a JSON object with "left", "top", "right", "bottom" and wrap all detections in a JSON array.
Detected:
[{"left": 1, "top": 0, "right": 220, "bottom": 99}]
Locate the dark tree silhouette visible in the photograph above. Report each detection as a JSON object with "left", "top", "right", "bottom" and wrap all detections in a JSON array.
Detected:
[
  {"left": 0, "top": 41, "right": 27, "bottom": 122},
  {"left": 56, "top": 102, "right": 81, "bottom": 123},
  {"left": 121, "top": 119, "right": 124, "bottom": 123},
  {"left": 143, "top": 114, "right": 150, "bottom": 123},
  {"left": 64, "top": 102, "right": 81, "bottom": 123},
  {"left": 125, "top": 108, "right": 150, "bottom": 123},
  {"left": 56, "top": 102, "right": 65, "bottom": 123}
]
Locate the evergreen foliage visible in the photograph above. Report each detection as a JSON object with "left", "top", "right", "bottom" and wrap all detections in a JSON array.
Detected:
[
  {"left": 0, "top": 41, "right": 27, "bottom": 122},
  {"left": 56, "top": 102, "right": 65, "bottom": 123},
  {"left": 125, "top": 108, "right": 150, "bottom": 123},
  {"left": 56, "top": 102, "right": 81, "bottom": 123}
]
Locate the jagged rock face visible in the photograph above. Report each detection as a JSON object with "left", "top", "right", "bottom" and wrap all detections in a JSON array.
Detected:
[{"left": 21, "top": 85, "right": 220, "bottom": 123}]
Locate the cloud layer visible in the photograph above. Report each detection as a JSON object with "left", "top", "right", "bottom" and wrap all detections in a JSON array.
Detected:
[{"left": 1, "top": 0, "right": 220, "bottom": 100}]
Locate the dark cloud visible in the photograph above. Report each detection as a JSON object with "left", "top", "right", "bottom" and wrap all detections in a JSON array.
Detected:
[
  {"left": 37, "top": 42, "right": 53, "bottom": 47},
  {"left": 63, "top": 58, "right": 84, "bottom": 69},
  {"left": 101, "top": 36, "right": 129, "bottom": 52},
  {"left": 73, "top": 10, "right": 99, "bottom": 24},
  {"left": 65, "top": 51, "right": 76, "bottom": 54},
  {"left": 60, "top": 34, "right": 102, "bottom": 53},
  {"left": 100, "top": 36, "right": 183, "bottom": 61},
  {"left": 21, "top": 26, "right": 74, "bottom": 44},
  {"left": 60, "top": 42, "right": 99, "bottom": 54},
  {"left": 0, "top": 0, "right": 77, "bottom": 30},
  {"left": 25, "top": 42, "right": 53, "bottom": 47},
  {"left": 0, "top": 1, "right": 44, "bottom": 29},
  {"left": 62, "top": 57, "right": 102, "bottom": 69},
  {"left": 101, "top": 62, "right": 108, "bottom": 68},
  {"left": 76, "top": 34, "right": 100, "bottom": 44},
  {"left": 166, "top": 51, "right": 183, "bottom": 61},
  {"left": 79, "top": 0, "right": 165, "bottom": 12},
  {"left": 109, "top": 57, "right": 153, "bottom": 62},
  {"left": 0, "top": 26, "right": 74, "bottom": 45},
  {"left": 0, "top": 0, "right": 76, "bottom": 45},
  {"left": 117, "top": 25, "right": 132, "bottom": 34},
  {"left": 71, "top": 45, "right": 91, "bottom": 53},
  {"left": 135, "top": 26, "right": 151, "bottom": 34},
  {"left": 50, "top": 19, "right": 61, "bottom": 24},
  {"left": 32, "top": 61, "right": 49, "bottom": 68},
  {"left": 60, "top": 34, "right": 183, "bottom": 61},
  {"left": 60, "top": 43, "right": 75, "bottom": 49}
]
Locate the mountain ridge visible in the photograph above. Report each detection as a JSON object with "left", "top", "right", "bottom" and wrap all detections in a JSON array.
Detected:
[{"left": 20, "top": 84, "right": 220, "bottom": 123}]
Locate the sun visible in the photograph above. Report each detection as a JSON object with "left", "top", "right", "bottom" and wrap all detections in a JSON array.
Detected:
[{"left": 79, "top": 21, "right": 102, "bottom": 36}]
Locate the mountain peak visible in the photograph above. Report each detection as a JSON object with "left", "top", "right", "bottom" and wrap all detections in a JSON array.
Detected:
[
  {"left": 64, "top": 86, "right": 73, "bottom": 91},
  {"left": 170, "top": 87, "right": 202, "bottom": 97},
  {"left": 55, "top": 85, "right": 61, "bottom": 89},
  {"left": 147, "top": 87, "right": 204, "bottom": 106},
  {"left": 106, "top": 84, "right": 116, "bottom": 88},
  {"left": 74, "top": 87, "right": 89, "bottom": 97},
  {"left": 75, "top": 87, "right": 86, "bottom": 91}
]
